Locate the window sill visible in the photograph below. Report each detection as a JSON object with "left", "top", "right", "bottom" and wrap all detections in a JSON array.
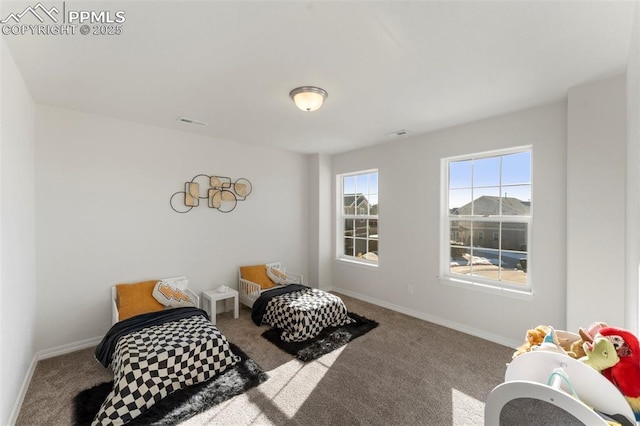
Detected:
[
  {"left": 334, "top": 257, "right": 379, "bottom": 269},
  {"left": 439, "top": 276, "right": 533, "bottom": 301}
]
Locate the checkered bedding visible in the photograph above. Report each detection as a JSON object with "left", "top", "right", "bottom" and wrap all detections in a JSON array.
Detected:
[
  {"left": 254, "top": 285, "right": 353, "bottom": 342},
  {"left": 92, "top": 309, "right": 239, "bottom": 426}
]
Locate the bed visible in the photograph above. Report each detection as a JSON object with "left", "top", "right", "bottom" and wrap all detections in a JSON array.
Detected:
[
  {"left": 238, "top": 261, "right": 303, "bottom": 308},
  {"left": 239, "top": 263, "right": 353, "bottom": 342},
  {"left": 94, "top": 277, "right": 239, "bottom": 426},
  {"left": 251, "top": 284, "right": 353, "bottom": 342}
]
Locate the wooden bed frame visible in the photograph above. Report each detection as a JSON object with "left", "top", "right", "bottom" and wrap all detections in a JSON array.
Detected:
[{"left": 238, "top": 261, "right": 303, "bottom": 308}]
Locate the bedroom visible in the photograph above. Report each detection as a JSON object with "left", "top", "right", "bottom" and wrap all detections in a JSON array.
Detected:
[{"left": 1, "top": 0, "right": 639, "bottom": 424}]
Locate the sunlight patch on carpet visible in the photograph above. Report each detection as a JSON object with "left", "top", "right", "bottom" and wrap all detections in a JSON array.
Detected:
[
  {"left": 184, "top": 346, "right": 347, "bottom": 424},
  {"left": 259, "top": 346, "right": 346, "bottom": 418},
  {"left": 452, "top": 388, "right": 485, "bottom": 424},
  {"left": 178, "top": 393, "right": 259, "bottom": 426}
]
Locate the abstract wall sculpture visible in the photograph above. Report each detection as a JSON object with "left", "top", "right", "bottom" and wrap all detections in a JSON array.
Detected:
[{"left": 170, "top": 174, "right": 252, "bottom": 214}]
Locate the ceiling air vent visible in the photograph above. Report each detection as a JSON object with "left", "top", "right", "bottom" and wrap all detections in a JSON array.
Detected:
[
  {"left": 386, "top": 129, "right": 411, "bottom": 137},
  {"left": 177, "top": 117, "right": 207, "bottom": 126}
]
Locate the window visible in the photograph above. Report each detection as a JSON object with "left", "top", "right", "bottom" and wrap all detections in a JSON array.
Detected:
[
  {"left": 339, "top": 170, "right": 378, "bottom": 264},
  {"left": 442, "top": 148, "right": 531, "bottom": 292}
]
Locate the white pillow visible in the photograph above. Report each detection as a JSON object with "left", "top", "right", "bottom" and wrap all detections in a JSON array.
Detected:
[
  {"left": 152, "top": 281, "right": 195, "bottom": 308},
  {"left": 266, "top": 266, "right": 293, "bottom": 285},
  {"left": 172, "top": 278, "right": 188, "bottom": 291}
]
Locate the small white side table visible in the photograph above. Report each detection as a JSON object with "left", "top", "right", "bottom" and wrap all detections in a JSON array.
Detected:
[{"left": 201, "top": 288, "right": 239, "bottom": 325}]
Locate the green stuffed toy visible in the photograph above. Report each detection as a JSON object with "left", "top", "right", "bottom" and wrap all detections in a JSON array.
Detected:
[{"left": 579, "top": 336, "right": 620, "bottom": 373}]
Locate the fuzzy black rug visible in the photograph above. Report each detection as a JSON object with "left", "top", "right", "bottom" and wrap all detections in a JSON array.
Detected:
[
  {"left": 72, "top": 343, "right": 267, "bottom": 426},
  {"left": 262, "top": 312, "right": 379, "bottom": 362}
]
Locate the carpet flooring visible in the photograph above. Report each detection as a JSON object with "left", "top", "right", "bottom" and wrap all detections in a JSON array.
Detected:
[{"left": 17, "top": 293, "right": 521, "bottom": 425}]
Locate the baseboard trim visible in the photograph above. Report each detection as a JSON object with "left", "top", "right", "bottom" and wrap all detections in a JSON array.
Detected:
[
  {"left": 36, "top": 335, "right": 102, "bottom": 360},
  {"left": 9, "top": 336, "right": 103, "bottom": 425},
  {"left": 332, "top": 286, "right": 520, "bottom": 349},
  {"left": 8, "top": 354, "right": 38, "bottom": 426}
]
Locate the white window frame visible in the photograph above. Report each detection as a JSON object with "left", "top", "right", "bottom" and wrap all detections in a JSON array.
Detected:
[
  {"left": 440, "top": 146, "right": 532, "bottom": 298},
  {"left": 337, "top": 169, "right": 379, "bottom": 266}
]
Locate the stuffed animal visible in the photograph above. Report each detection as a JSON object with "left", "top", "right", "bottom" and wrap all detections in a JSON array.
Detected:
[
  {"left": 579, "top": 335, "right": 620, "bottom": 373},
  {"left": 512, "top": 325, "right": 550, "bottom": 359},
  {"left": 598, "top": 327, "right": 640, "bottom": 421},
  {"left": 569, "top": 322, "right": 608, "bottom": 359},
  {"left": 530, "top": 326, "right": 571, "bottom": 356}
]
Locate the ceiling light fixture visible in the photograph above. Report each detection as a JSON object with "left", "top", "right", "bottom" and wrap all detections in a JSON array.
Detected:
[{"left": 289, "top": 86, "right": 328, "bottom": 112}]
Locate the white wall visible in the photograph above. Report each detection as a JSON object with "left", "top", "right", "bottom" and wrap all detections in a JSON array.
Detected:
[
  {"left": 567, "top": 76, "right": 627, "bottom": 332},
  {"left": 308, "top": 154, "right": 332, "bottom": 290},
  {"left": 626, "top": 1, "right": 640, "bottom": 334},
  {"left": 35, "top": 105, "right": 309, "bottom": 351},
  {"left": 0, "top": 39, "right": 37, "bottom": 424},
  {"left": 332, "top": 102, "right": 567, "bottom": 346}
]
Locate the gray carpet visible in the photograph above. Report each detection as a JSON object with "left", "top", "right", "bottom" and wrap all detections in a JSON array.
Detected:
[
  {"left": 500, "top": 398, "right": 584, "bottom": 425},
  {"left": 17, "top": 293, "right": 520, "bottom": 425}
]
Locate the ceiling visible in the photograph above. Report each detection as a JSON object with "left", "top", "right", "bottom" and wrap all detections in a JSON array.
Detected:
[{"left": 2, "top": 1, "right": 637, "bottom": 154}]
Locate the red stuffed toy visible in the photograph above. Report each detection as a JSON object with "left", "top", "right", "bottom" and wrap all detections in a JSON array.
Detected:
[{"left": 599, "top": 326, "right": 640, "bottom": 420}]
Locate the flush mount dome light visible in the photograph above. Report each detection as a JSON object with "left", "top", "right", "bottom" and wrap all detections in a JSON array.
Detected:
[{"left": 289, "top": 86, "right": 328, "bottom": 112}]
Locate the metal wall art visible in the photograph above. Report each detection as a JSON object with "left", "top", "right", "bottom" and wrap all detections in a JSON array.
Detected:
[{"left": 170, "top": 174, "right": 252, "bottom": 214}]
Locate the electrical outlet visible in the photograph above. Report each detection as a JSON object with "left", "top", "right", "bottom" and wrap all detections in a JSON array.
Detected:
[{"left": 407, "top": 285, "right": 414, "bottom": 295}]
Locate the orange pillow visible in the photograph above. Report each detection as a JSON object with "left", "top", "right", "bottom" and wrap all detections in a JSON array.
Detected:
[
  {"left": 240, "top": 265, "right": 276, "bottom": 290},
  {"left": 116, "top": 280, "right": 164, "bottom": 321}
]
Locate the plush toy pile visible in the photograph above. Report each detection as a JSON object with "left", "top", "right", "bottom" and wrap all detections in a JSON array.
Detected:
[
  {"left": 512, "top": 322, "right": 608, "bottom": 360},
  {"left": 513, "top": 322, "right": 640, "bottom": 421}
]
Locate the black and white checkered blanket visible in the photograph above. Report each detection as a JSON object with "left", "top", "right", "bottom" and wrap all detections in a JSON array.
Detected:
[
  {"left": 252, "top": 285, "right": 353, "bottom": 342},
  {"left": 92, "top": 308, "right": 239, "bottom": 425}
]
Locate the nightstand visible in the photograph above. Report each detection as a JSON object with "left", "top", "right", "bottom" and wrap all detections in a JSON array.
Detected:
[{"left": 201, "top": 288, "right": 239, "bottom": 325}]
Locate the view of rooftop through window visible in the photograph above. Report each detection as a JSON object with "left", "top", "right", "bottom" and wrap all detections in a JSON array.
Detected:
[
  {"left": 342, "top": 171, "right": 378, "bottom": 263},
  {"left": 446, "top": 150, "right": 531, "bottom": 287}
]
